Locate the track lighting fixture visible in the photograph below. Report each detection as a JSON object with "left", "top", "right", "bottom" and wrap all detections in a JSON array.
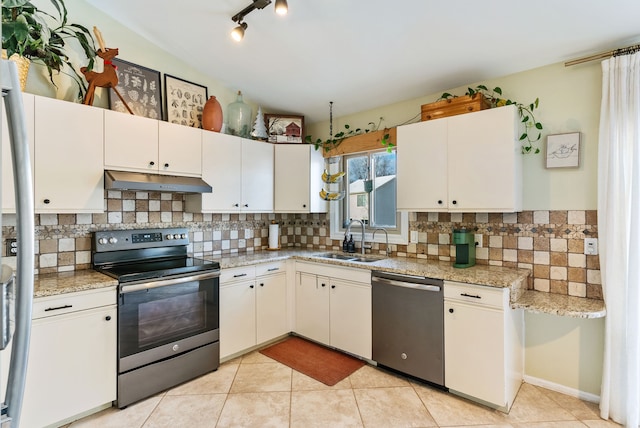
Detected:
[{"left": 230, "top": 0, "right": 288, "bottom": 41}]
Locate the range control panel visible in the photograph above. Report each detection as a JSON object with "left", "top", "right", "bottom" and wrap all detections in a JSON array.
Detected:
[{"left": 93, "top": 228, "right": 189, "bottom": 252}]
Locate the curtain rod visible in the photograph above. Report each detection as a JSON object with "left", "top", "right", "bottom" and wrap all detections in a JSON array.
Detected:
[{"left": 565, "top": 43, "right": 640, "bottom": 67}]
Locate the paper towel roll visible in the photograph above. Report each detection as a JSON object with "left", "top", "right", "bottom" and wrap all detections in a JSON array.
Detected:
[{"left": 269, "top": 223, "right": 280, "bottom": 249}]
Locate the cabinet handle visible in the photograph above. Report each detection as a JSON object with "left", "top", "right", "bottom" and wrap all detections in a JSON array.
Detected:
[
  {"left": 43, "top": 198, "right": 51, "bottom": 204},
  {"left": 233, "top": 273, "right": 247, "bottom": 278},
  {"left": 267, "top": 267, "right": 279, "bottom": 272},
  {"left": 460, "top": 293, "right": 481, "bottom": 299},
  {"left": 105, "top": 315, "right": 112, "bottom": 321},
  {"left": 164, "top": 163, "right": 169, "bottom": 168},
  {"left": 149, "top": 161, "right": 155, "bottom": 166},
  {"left": 452, "top": 200, "right": 457, "bottom": 205},
  {"left": 44, "top": 304, "right": 72, "bottom": 312},
  {"left": 449, "top": 308, "right": 454, "bottom": 313}
]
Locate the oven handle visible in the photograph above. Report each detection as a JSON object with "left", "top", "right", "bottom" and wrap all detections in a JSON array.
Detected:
[{"left": 120, "top": 271, "right": 220, "bottom": 294}]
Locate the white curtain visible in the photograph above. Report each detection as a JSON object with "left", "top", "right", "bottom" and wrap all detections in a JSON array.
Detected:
[{"left": 598, "top": 50, "right": 640, "bottom": 427}]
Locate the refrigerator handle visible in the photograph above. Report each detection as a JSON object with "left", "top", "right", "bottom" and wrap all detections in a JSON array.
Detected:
[{"left": 1, "top": 59, "right": 35, "bottom": 428}]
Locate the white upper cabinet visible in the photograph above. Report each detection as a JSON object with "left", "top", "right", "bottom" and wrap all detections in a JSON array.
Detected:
[
  {"left": 2, "top": 92, "right": 35, "bottom": 213},
  {"left": 274, "top": 144, "right": 327, "bottom": 213},
  {"left": 185, "top": 132, "right": 273, "bottom": 213},
  {"left": 34, "top": 96, "right": 104, "bottom": 213},
  {"left": 104, "top": 110, "right": 202, "bottom": 177},
  {"left": 397, "top": 105, "right": 521, "bottom": 212}
]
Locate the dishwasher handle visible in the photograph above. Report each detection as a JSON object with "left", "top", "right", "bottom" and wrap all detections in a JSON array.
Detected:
[{"left": 373, "top": 277, "right": 441, "bottom": 292}]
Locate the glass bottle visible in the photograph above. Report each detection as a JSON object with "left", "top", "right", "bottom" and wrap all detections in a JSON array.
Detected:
[{"left": 226, "top": 90, "right": 252, "bottom": 138}]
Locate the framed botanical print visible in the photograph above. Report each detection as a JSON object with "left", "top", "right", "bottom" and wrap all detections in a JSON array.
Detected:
[
  {"left": 546, "top": 132, "right": 580, "bottom": 168},
  {"left": 164, "top": 74, "right": 208, "bottom": 128},
  {"left": 108, "top": 58, "right": 162, "bottom": 120}
]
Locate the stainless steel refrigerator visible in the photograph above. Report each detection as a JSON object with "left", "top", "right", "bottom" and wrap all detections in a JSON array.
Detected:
[{"left": 0, "top": 59, "right": 36, "bottom": 427}]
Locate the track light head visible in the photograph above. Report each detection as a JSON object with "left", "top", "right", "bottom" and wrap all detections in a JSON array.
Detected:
[
  {"left": 275, "top": 0, "right": 288, "bottom": 15},
  {"left": 231, "top": 22, "right": 247, "bottom": 42}
]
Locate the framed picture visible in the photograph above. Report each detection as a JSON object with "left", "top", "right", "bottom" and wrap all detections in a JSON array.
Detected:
[
  {"left": 108, "top": 58, "right": 162, "bottom": 120},
  {"left": 265, "top": 114, "right": 304, "bottom": 143},
  {"left": 546, "top": 132, "right": 581, "bottom": 168},
  {"left": 164, "top": 74, "right": 208, "bottom": 128}
]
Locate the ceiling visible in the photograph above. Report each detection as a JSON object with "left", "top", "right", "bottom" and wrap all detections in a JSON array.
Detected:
[{"left": 86, "top": 0, "right": 640, "bottom": 124}]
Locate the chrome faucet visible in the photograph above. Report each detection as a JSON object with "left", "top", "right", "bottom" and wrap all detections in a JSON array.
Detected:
[
  {"left": 345, "top": 219, "right": 368, "bottom": 255},
  {"left": 373, "top": 228, "right": 391, "bottom": 256}
]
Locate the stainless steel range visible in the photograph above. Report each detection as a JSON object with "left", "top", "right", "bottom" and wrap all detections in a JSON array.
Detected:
[{"left": 92, "top": 227, "right": 220, "bottom": 408}]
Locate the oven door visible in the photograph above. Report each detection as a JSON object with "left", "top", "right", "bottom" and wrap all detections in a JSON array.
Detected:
[{"left": 118, "top": 271, "right": 219, "bottom": 373}]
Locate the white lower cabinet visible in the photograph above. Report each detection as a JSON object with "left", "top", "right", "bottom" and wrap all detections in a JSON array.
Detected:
[
  {"left": 444, "top": 281, "right": 523, "bottom": 412},
  {"left": 220, "top": 262, "right": 288, "bottom": 359},
  {"left": 294, "top": 262, "right": 371, "bottom": 359},
  {"left": 21, "top": 287, "right": 117, "bottom": 428}
]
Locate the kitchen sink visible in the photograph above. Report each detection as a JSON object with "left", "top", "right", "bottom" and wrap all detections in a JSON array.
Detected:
[{"left": 313, "top": 253, "right": 384, "bottom": 263}]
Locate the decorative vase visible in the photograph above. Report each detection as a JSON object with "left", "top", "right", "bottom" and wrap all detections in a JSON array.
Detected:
[
  {"left": 202, "top": 96, "right": 223, "bottom": 132},
  {"left": 1, "top": 50, "right": 30, "bottom": 91},
  {"left": 226, "top": 91, "right": 252, "bottom": 138}
]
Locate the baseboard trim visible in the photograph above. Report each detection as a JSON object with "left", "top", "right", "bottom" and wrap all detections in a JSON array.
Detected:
[{"left": 523, "top": 375, "right": 600, "bottom": 403}]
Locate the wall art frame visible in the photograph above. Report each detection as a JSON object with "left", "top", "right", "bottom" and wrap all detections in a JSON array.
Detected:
[
  {"left": 164, "top": 74, "right": 208, "bottom": 128},
  {"left": 265, "top": 114, "right": 305, "bottom": 143},
  {"left": 108, "top": 58, "right": 163, "bottom": 120},
  {"left": 545, "top": 132, "right": 581, "bottom": 168}
]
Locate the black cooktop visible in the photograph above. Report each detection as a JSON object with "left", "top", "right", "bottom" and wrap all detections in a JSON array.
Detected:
[{"left": 97, "top": 256, "right": 220, "bottom": 284}]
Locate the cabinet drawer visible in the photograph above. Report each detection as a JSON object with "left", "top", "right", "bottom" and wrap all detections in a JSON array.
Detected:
[
  {"left": 33, "top": 287, "right": 116, "bottom": 320},
  {"left": 221, "top": 266, "right": 256, "bottom": 283},
  {"left": 255, "top": 261, "right": 286, "bottom": 277},
  {"left": 444, "top": 281, "right": 507, "bottom": 309}
]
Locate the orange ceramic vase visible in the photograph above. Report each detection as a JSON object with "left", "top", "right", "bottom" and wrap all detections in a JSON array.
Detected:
[{"left": 202, "top": 96, "right": 223, "bottom": 132}]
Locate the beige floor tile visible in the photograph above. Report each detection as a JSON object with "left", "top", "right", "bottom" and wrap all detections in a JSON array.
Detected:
[
  {"left": 583, "top": 419, "right": 623, "bottom": 427},
  {"left": 216, "top": 391, "right": 290, "bottom": 427},
  {"left": 230, "top": 362, "right": 292, "bottom": 393},
  {"left": 291, "top": 389, "right": 363, "bottom": 427},
  {"left": 349, "top": 364, "right": 410, "bottom": 389},
  {"left": 68, "top": 395, "right": 162, "bottom": 428},
  {"left": 535, "top": 386, "right": 601, "bottom": 420},
  {"left": 354, "top": 386, "right": 438, "bottom": 427},
  {"left": 141, "top": 394, "right": 226, "bottom": 427},
  {"left": 291, "top": 368, "right": 353, "bottom": 390},
  {"left": 504, "top": 383, "right": 577, "bottom": 424},
  {"left": 413, "top": 381, "right": 509, "bottom": 426},
  {"left": 241, "top": 349, "right": 277, "bottom": 364},
  {"left": 166, "top": 361, "right": 239, "bottom": 395},
  {"left": 511, "top": 422, "right": 587, "bottom": 427}
]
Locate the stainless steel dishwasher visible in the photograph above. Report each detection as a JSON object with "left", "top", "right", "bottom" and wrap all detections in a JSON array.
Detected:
[{"left": 372, "top": 271, "right": 445, "bottom": 387}]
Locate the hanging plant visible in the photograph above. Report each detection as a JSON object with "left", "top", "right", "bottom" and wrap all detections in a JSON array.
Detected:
[
  {"left": 305, "top": 117, "right": 395, "bottom": 153},
  {"left": 438, "top": 85, "right": 543, "bottom": 154}
]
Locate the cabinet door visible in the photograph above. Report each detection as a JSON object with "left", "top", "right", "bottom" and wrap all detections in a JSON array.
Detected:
[
  {"left": 2, "top": 93, "right": 35, "bottom": 213},
  {"left": 295, "top": 273, "right": 329, "bottom": 344},
  {"left": 20, "top": 306, "right": 116, "bottom": 428},
  {"left": 397, "top": 119, "right": 448, "bottom": 211},
  {"left": 34, "top": 96, "right": 104, "bottom": 213},
  {"left": 187, "top": 132, "right": 243, "bottom": 212},
  {"left": 329, "top": 279, "right": 371, "bottom": 359},
  {"left": 274, "top": 144, "right": 310, "bottom": 212},
  {"left": 158, "top": 121, "right": 202, "bottom": 176},
  {"left": 241, "top": 139, "right": 273, "bottom": 212},
  {"left": 447, "top": 105, "right": 521, "bottom": 212},
  {"left": 220, "top": 280, "right": 256, "bottom": 358},
  {"left": 444, "top": 300, "right": 506, "bottom": 408},
  {"left": 104, "top": 109, "right": 159, "bottom": 172},
  {"left": 256, "top": 272, "right": 288, "bottom": 344}
]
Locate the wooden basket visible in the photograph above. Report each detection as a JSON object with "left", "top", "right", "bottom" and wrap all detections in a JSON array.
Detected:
[{"left": 421, "top": 93, "right": 490, "bottom": 121}]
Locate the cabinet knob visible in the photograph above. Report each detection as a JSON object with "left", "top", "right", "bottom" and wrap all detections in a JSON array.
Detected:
[
  {"left": 437, "top": 200, "right": 443, "bottom": 205},
  {"left": 321, "top": 283, "right": 326, "bottom": 287},
  {"left": 244, "top": 204, "right": 249, "bottom": 208},
  {"left": 449, "top": 308, "right": 454, "bottom": 313},
  {"left": 303, "top": 204, "right": 306, "bottom": 208},
  {"left": 260, "top": 283, "right": 264, "bottom": 287},
  {"left": 452, "top": 200, "right": 457, "bottom": 205},
  {"left": 331, "top": 285, "right": 336, "bottom": 289},
  {"left": 234, "top": 203, "right": 239, "bottom": 207},
  {"left": 164, "top": 163, "right": 169, "bottom": 168},
  {"left": 43, "top": 199, "right": 50, "bottom": 204},
  {"left": 149, "top": 161, "right": 155, "bottom": 166},
  {"left": 250, "top": 285, "right": 254, "bottom": 289},
  {"left": 105, "top": 315, "right": 112, "bottom": 321}
]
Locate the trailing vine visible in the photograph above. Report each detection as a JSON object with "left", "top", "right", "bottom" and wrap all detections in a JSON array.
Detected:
[{"left": 305, "top": 117, "right": 395, "bottom": 153}]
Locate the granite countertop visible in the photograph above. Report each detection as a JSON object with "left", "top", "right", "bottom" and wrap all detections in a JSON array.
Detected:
[
  {"left": 34, "top": 270, "right": 118, "bottom": 298},
  {"left": 512, "top": 290, "right": 606, "bottom": 319}
]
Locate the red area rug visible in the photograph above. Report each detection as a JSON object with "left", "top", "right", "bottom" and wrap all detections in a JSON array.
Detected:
[{"left": 259, "top": 336, "right": 365, "bottom": 386}]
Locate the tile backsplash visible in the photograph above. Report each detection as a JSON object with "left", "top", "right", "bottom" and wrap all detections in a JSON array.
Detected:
[{"left": 1, "top": 190, "right": 601, "bottom": 300}]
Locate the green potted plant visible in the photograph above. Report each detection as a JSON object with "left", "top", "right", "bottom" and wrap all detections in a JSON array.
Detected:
[
  {"left": 305, "top": 117, "right": 395, "bottom": 153},
  {"left": 2, "top": 0, "right": 96, "bottom": 99},
  {"left": 438, "top": 85, "right": 543, "bottom": 154}
]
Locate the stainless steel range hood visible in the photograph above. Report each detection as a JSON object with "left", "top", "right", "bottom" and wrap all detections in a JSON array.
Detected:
[{"left": 105, "top": 170, "right": 212, "bottom": 193}]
